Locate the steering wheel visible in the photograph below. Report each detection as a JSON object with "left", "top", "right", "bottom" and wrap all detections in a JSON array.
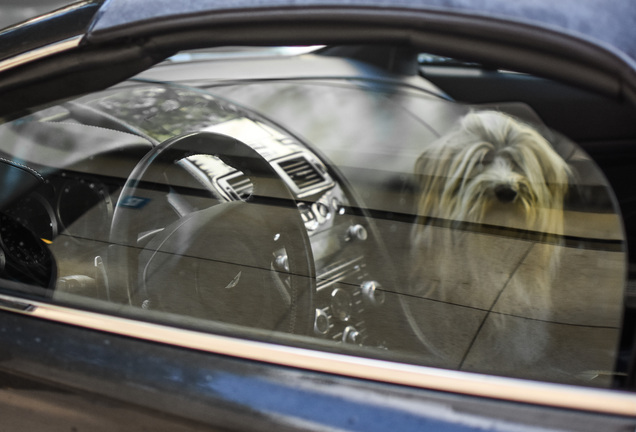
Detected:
[{"left": 108, "top": 131, "right": 315, "bottom": 334}]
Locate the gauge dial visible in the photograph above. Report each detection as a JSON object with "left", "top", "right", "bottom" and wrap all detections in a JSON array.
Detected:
[{"left": 5, "top": 193, "right": 57, "bottom": 244}]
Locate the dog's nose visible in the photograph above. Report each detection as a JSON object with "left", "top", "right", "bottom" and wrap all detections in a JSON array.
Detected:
[{"left": 494, "top": 185, "right": 517, "bottom": 203}]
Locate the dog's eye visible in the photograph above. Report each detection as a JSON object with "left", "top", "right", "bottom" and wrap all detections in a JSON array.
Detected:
[
  {"left": 481, "top": 150, "right": 495, "bottom": 166},
  {"left": 509, "top": 157, "right": 523, "bottom": 172}
]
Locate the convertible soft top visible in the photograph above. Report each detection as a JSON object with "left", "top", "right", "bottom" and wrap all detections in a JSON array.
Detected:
[
  {"left": 1, "top": 0, "right": 635, "bottom": 118},
  {"left": 92, "top": 0, "right": 636, "bottom": 64}
]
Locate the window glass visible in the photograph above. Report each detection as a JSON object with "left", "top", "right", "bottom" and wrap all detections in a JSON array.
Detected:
[{"left": 0, "top": 46, "right": 627, "bottom": 389}]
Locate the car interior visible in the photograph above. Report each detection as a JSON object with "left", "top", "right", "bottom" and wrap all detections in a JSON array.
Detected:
[{"left": 0, "top": 44, "right": 634, "bottom": 390}]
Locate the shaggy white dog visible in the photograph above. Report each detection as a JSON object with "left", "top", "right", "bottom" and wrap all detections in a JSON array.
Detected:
[
  {"left": 407, "top": 110, "right": 571, "bottom": 368},
  {"left": 413, "top": 110, "right": 570, "bottom": 236}
]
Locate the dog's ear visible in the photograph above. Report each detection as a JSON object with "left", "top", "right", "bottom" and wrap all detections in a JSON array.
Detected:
[
  {"left": 414, "top": 144, "right": 469, "bottom": 221},
  {"left": 413, "top": 152, "right": 442, "bottom": 222},
  {"left": 536, "top": 140, "right": 571, "bottom": 203},
  {"left": 414, "top": 117, "right": 486, "bottom": 222}
]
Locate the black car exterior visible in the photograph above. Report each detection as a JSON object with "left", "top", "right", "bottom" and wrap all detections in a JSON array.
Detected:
[{"left": 1, "top": 1, "right": 636, "bottom": 431}]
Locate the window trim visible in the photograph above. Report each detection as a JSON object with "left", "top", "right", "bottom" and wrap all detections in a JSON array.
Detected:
[
  {"left": 0, "top": 35, "right": 82, "bottom": 74},
  {"left": 1, "top": 292, "right": 634, "bottom": 417}
]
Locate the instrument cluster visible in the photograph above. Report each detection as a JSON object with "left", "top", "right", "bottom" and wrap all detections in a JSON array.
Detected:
[{"left": 0, "top": 170, "right": 114, "bottom": 289}]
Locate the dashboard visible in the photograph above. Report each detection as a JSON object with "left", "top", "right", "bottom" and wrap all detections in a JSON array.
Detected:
[{"left": 0, "top": 81, "right": 400, "bottom": 349}]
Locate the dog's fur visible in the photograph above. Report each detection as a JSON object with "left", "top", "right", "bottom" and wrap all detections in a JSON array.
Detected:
[
  {"left": 413, "top": 110, "right": 570, "bottom": 236},
  {"left": 407, "top": 111, "right": 571, "bottom": 368}
]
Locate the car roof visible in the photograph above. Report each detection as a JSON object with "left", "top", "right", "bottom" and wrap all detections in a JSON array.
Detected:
[{"left": 91, "top": 0, "right": 636, "bottom": 65}]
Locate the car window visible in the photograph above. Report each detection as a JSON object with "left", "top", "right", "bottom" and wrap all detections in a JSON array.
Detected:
[{"left": 0, "top": 46, "right": 628, "bottom": 390}]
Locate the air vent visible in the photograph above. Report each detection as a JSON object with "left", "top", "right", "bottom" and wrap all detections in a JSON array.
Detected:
[
  {"left": 278, "top": 156, "right": 324, "bottom": 191},
  {"left": 224, "top": 172, "right": 253, "bottom": 201}
]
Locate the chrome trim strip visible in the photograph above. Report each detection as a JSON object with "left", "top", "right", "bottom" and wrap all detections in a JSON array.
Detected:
[
  {"left": 1, "top": 292, "right": 635, "bottom": 416},
  {"left": 0, "top": 36, "right": 83, "bottom": 74}
]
